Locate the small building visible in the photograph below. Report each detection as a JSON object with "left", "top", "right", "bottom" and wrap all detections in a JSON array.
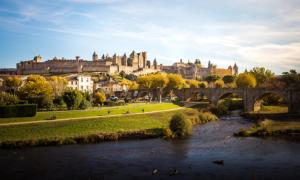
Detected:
[
  {"left": 0, "top": 68, "right": 17, "bottom": 75},
  {"left": 95, "top": 78, "right": 128, "bottom": 94},
  {"left": 65, "top": 74, "right": 94, "bottom": 93}
]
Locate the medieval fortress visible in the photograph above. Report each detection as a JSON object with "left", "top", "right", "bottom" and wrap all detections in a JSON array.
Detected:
[
  {"left": 1, "top": 51, "right": 238, "bottom": 80},
  {"left": 16, "top": 51, "right": 161, "bottom": 75}
]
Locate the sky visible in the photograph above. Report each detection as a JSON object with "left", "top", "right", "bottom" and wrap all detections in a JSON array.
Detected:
[{"left": 0, "top": 0, "right": 300, "bottom": 74}]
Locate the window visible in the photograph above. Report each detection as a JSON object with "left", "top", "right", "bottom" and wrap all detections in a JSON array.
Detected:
[
  {"left": 81, "top": 86, "right": 83, "bottom": 90},
  {"left": 86, "top": 78, "right": 89, "bottom": 82},
  {"left": 86, "top": 86, "right": 89, "bottom": 89},
  {"left": 81, "top": 78, "right": 83, "bottom": 82}
]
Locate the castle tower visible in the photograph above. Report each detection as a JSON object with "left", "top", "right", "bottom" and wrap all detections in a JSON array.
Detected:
[
  {"left": 121, "top": 53, "right": 127, "bottom": 66},
  {"left": 92, "top": 51, "right": 98, "bottom": 61},
  {"left": 76, "top": 56, "right": 80, "bottom": 62},
  {"left": 153, "top": 58, "right": 157, "bottom": 69},
  {"left": 233, "top": 63, "right": 238, "bottom": 75},
  {"left": 142, "top": 52, "right": 147, "bottom": 68}
]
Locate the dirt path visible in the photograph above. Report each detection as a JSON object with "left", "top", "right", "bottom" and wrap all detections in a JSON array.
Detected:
[{"left": 0, "top": 107, "right": 184, "bottom": 127}]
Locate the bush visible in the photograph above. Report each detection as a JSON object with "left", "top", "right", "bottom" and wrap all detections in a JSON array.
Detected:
[
  {"left": 0, "top": 104, "right": 37, "bottom": 118},
  {"left": 215, "top": 80, "right": 224, "bottom": 88},
  {"left": 199, "top": 81, "right": 208, "bottom": 88},
  {"left": 236, "top": 73, "right": 257, "bottom": 88},
  {"left": 79, "top": 99, "right": 92, "bottom": 110},
  {"left": 198, "top": 111, "right": 218, "bottom": 123},
  {"left": 169, "top": 113, "right": 192, "bottom": 137},
  {"left": 0, "top": 92, "right": 19, "bottom": 106},
  {"left": 162, "top": 128, "right": 175, "bottom": 139},
  {"left": 63, "top": 89, "right": 83, "bottom": 110}
]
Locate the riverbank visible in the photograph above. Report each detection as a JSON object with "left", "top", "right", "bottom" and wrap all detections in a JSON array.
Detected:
[
  {"left": 234, "top": 119, "right": 300, "bottom": 139},
  {"left": 0, "top": 108, "right": 204, "bottom": 148}
]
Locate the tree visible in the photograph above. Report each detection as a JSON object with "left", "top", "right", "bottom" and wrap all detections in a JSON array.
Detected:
[
  {"left": 137, "top": 75, "right": 152, "bottom": 89},
  {"left": 151, "top": 73, "right": 169, "bottom": 103},
  {"left": 205, "top": 74, "right": 220, "bottom": 83},
  {"left": 236, "top": 73, "right": 257, "bottom": 88},
  {"left": 249, "top": 67, "right": 275, "bottom": 86},
  {"left": 63, "top": 89, "right": 83, "bottom": 110},
  {"left": 199, "top": 81, "right": 208, "bottom": 88},
  {"left": 18, "top": 75, "right": 53, "bottom": 108},
  {"left": 166, "top": 74, "right": 185, "bottom": 90},
  {"left": 128, "top": 81, "right": 139, "bottom": 90},
  {"left": 222, "top": 75, "right": 235, "bottom": 84},
  {"left": 186, "top": 79, "right": 199, "bottom": 88},
  {"left": 0, "top": 92, "right": 19, "bottom": 106},
  {"left": 94, "top": 91, "right": 106, "bottom": 106},
  {"left": 48, "top": 76, "right": 67, "bottom": 97},
  {"left": 280, "top": 70, "right": 300, "bottom": 89},
  {"left": 215, "top": 79, "right": 224, "bottom": 88},
  {"left": 4, "top": 76, "right": 22, "bottom": 94}
]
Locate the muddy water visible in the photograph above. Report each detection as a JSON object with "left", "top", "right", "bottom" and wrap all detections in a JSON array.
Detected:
[{"left": 0, "top": 114, "right": 300, "bottom": 180}]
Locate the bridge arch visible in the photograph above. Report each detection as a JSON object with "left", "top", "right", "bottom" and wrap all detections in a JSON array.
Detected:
[{"left": 252, "top": 91, "right": 288, "bottom": 112}]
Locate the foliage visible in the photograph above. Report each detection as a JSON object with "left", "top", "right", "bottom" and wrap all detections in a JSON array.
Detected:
[
  {"left": 199, "top": 81, "right": 208, "bottom": 88},
  {"left": 4, "top": 76, "right": 22, "bottom": 94},
  {"left": 197, "top": 111, "right": 218, "bottom": 123},
  {"left": 52, "top": 96, "right": 67, "bottom": 110},
  {"left": 214, "top": 79, "right": 224, "bottom": 88},
  {"left": 236, "top": 73, "right": 257, "bottom": 88},
  {"left": 137, "top": 75, "right": 152, "bottom": 89},
  {"left": 162, "top": 128, "right": 175, "bottom": 139},
  {"left": 0, "top": 104, "right": 37, "bottom": 118},
  {"left": 128, "top": 81, "right": 139, "bottom": 90},
  {"left": 166, "top": 74, "right": 185, "bottom": 90},
  {"left": 150, "top": 73, "right": 169, "bottom": 89},
  {"left": 169, "top": 113, "right": 192, "bottom": 137},
  {"left": 205, "top": 74, "right": 221, "bottom": 83},
  {"left": 0, "top": 92, "right": 19, "bottom": 106},
  {"left": 222, "top": 75, "right": 236, "bottom": 84},
  {"left": 94, "top": 91, "right": 106, "bottom": 105},
  {"left": 62, "top": 89, "right": 83, "bottom": 110},
  {"left": 79, "top": 99, "right": 92, "bottom": 110},
  {"left": 249, "top": 67, "right": 275, "bottom": 86},
  {"left": 280, "top": 70, "right": 300, "bottom": 89},
  {"left": 18, "top": 75, "right": 53, "bottom": 108},
  {"left": 262, "top": 94, "right": 284, "bottom": 106},
  {"left": 186, "top": 79, "right": 199, "bottom": 88},
  {"left": 48, "top": 76, "right": 67, "bottom": 97}
]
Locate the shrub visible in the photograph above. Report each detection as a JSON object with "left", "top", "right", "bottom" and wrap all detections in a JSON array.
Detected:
[
  {"left": 169, "top": 113, "right": 192, "bottom": 137},
  {"left": 199, "top": 81, "right": 208, "bottom": 88},
  {"left": 198, "top": 111, "right": 218, "bottom": 123},
  {"left": 236, "top": 73, "right": 257, "bottom": 88},
  {"left": 63, "top": 89, "right": 83, "bottom": 110},
  {"left": 0, "top": 92, "right": 19, "bottom": 106},
  {"left": 79, "top": 99, "right": 92, "bottom": 110},
  {"left": 94, "top": 91, "right": 106, "bottom": 106},
  {"left": 215, "top": 80, "right": 224, "bottom": 88},
  {"left": 0, "top": 104, "right": 37, "bottom": 118},
  {"left": 162, "top": 128, "right": 175, "bottom": 139},
  {"left": 105, "top": 100, "right": 126, "bottom": 106}
]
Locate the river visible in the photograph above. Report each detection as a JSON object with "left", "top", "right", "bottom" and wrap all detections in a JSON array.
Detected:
[{"left": 0, "top": 114, "right": 300, "bottom": 180}]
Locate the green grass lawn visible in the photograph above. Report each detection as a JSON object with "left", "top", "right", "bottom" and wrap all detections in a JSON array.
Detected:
[
  {"left": 0, "top": 108, "right": 199, "bottom": 143},
  {"left": 259, "top": 105, "right": 288, "bottom": 113},
  {"left": 0, "top": 103, "right": 181, "bottom": 124}
]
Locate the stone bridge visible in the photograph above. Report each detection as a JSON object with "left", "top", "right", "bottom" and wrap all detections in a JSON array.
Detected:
[{"left": 116, "top": 88, "right": 300, "bottom": 113}]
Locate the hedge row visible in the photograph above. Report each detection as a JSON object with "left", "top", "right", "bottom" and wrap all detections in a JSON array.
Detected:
[{"left": 0, "top": 104, "right": 37, "bottom": 118}]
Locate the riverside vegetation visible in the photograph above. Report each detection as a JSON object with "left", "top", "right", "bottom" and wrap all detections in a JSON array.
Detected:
[
  {"left": 235, "top": 119, "right": 300, "bottom": 138},
  {"left": 0, "top": 107, "right": 218, "bottom": 148}
]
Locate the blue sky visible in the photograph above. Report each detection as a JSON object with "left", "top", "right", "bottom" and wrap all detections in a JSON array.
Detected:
[{"left": 0, "top": 0, "right": 300, "bottom": 74}]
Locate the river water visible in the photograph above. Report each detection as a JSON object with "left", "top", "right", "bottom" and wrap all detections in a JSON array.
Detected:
[{"left": 0, "top": 114, "right": 300, "bottom": 180}]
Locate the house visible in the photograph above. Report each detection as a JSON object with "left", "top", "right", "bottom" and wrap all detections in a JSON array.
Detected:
[
  {"left": 95, "top": 78, "right": 128, "bottom": 94},
  {"left": 65, "top": 74, "right": 94, "bottom": 93}
]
